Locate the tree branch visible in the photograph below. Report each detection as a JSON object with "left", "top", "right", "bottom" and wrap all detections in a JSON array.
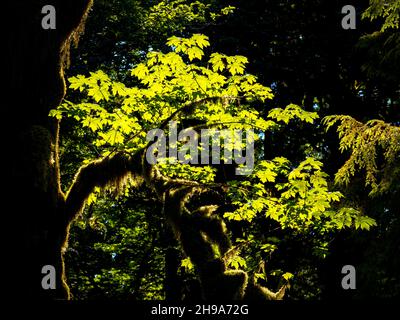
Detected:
[{"left": 64, "top": 151, "right": 142, "bottom": 224}]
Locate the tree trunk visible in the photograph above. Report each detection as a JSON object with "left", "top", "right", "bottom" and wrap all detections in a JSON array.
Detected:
[{"left": 5, "top": 0, "right": 93, "bottom": 300}]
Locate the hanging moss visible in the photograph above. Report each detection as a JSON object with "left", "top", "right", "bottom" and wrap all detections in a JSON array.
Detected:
[{"left": 138, "top": 153, "right": 285, "bottom": 300}]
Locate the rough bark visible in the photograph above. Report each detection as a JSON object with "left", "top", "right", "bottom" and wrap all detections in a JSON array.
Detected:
[{"left": 142, "top": 159, "right": 286, "bottom": 300}]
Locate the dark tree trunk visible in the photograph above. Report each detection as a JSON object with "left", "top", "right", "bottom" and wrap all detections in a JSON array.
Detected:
[
  {"left": 164, "top": 247, "right": 182, "bottom": 301},
  {"left": 5, "top": 0, "right": 93, "bottom": 300}
]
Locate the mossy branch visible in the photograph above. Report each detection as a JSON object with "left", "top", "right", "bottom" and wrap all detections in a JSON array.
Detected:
[
  {"left": 64, "top": 151, "right": 142, "bottom": 224},
  {"left": 63, "top": 143, "right": 285, "bottom": 300}
]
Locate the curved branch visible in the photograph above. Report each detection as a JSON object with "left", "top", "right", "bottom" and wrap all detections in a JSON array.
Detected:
[{"left": 64, "top": 151, "right": 142, "bottom": 224}]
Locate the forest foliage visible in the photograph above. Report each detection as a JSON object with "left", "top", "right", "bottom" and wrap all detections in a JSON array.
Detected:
[{"left": 53, "top": 0, "right": 399, "bottom": 300}]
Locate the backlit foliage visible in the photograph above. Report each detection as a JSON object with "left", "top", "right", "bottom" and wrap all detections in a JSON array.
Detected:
[
  {"left": 53, "top": 35, "right": 377, "bottom": 296},
  {"left": 145, "top": 0, "right": 235, "bottom": 34},
  {"left": 324, "top": 115, "right": 400, "bottom": 196},
  {"left": 363, "top": 0, "right": 400, "bottom": 31},
  {"left": 226, "top": 156, "right": 376, "bottom": 231}
]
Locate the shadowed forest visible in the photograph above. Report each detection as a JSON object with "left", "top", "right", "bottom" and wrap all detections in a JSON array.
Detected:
[{"left": 6, "top": 0, "right": 399, "bottom": 302}]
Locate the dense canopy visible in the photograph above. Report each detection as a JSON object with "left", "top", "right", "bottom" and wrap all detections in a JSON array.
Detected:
[{"left": 5, "top": 0, "right": 400, "bottom": 303}]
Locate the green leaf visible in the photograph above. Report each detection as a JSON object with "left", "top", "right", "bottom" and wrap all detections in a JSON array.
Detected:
[
  {"left": 131, "top": 63, "right": 149, "bottom": 79},
  {"left": 191, "top": 34, "right": 210, "bottom": 49},
  {"left": 354, "top": 216, "right": 377, "bottom": 230},
  {"left": 187, "top": 46, "right": 204, "bottom": 61},
  {"left": 181, "top": 258, "right": 194, "bottom": 272},
  {"left": 282, "top": 272, "right": 294, "bottom": 281}
]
